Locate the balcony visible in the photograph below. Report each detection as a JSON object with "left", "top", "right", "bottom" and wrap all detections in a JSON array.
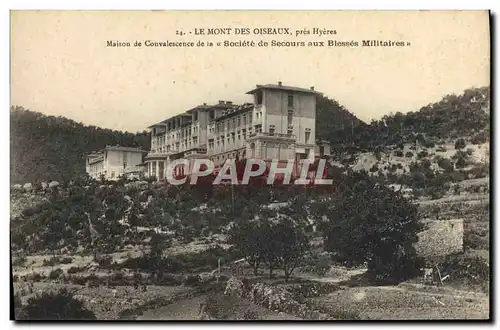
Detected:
[
  {"left": 248, "top": 131, "right": 296, "bottom": 140},
  {"left": 145, "top": 152, "right": 169, "bottom": 160}
]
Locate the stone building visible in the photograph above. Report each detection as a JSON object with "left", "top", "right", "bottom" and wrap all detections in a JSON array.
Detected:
[
  {"left": 85, "top": 146, "right": 146, "bottom": 180},
  {"left": 144, "top": 82, "right": 331, "bottom": 179}
]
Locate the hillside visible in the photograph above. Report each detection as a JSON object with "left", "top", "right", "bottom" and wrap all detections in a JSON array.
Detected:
[
  {"left": 315, "top": 95, "right": 365, "bottom": 141},
  {"left": 10, "top": 106, "right": 150, "bottom": 184},
  {"left": 320, "top": 86, "right": 490, "bottom": 152}
]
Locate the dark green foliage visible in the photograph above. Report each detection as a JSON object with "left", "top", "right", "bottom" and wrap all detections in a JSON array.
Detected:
[
  {"left": 417, "top": 149, "right": 429, "bottom": 159},
  {"left": 67, "top": 266, "right": 84, "bottom": 274},
  {"left": 405, "top": 151, "right": 414, "bottom": 158},
  {"left": 10, "top": 106, "right": 150, "bottom": 184},
  {"left": 300, "top": 252, "right": 332, "bottom": 276},
  {"left": 394, "top": 150, "right": 404, "bottom": 157},
  {"left": 95, "top": 255, "right": 113, "bottom": 267},
  {"left": 42, "top": 256, "right": 73, "bottom": 267},
  {"left": 315, "top": 95, "right": 364, "bottom": 145},
  {"left": 19, "top": 289, "right": 96, "bottom": 320},
  {"left": 243, "top": 309, "right": 260, "bottom": 320},
  {"left": 272, "top": 219, "right": 310, "bottom": 281},
  {"left": 455, "top": 138, "right": 466, "bottom": 150},
  {"left": 322, "top": 171, "right": 423, "bottom": 283},
  {"left": 229, "top": 221, "right": 266, "bottom": 275},
  {"left": 321, "top": 87, "right": 489, "bottom": 151},
  {"left": 48, "top": 268, "right": 63, "bottom": 279},
  {"left": 471, "top": 133, "right": 488, "bottom": 144},
  {"left": 12, "top": 256, "right": 27, "bottom": 267},
  {"left": 204, "top": 293, "right": 242, "bottom": 320},
  {"left": 437, "top": 253, "right": 489, "bottom": 289},
  {"left": 369, "top": 163, "right": 379, "bottom": 172},
  {"left": 437, "top": 157, "right": 455, "bottom": 172},
  {"left": 423, "top": 140, "right": 435, "bottom": 148}
]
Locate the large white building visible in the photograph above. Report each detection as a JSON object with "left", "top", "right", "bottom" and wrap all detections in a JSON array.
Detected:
[
  {"left": 145, "top": 82, "right": 330, "bottom": 179},
  {"left": 86, "top": 146, "right": 147, "bottom": 180}
]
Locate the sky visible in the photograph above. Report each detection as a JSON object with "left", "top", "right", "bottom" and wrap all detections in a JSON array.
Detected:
[{"left": 10, "top": 10, "right": 490, "bottom": 133}]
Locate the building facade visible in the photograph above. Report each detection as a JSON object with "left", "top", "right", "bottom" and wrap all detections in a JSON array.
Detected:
[
  {"left": 86, "top": 146, "right": 147, "bottom": 180},
  {"left": 145, "top": 82, "right": 330, "bottom": 179}
]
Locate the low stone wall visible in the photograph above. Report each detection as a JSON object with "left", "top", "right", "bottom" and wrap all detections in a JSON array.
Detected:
[
  {"left": 224, "top": 277, "right": 341, "bottom": 320},
  {"left": 415, "top": 219, "right": 464, "bottom": 258}
]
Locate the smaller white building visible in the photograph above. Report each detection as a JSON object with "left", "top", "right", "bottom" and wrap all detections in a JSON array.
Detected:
[{"left": 86, "top": 146, "right": 146, "bottom": 180}]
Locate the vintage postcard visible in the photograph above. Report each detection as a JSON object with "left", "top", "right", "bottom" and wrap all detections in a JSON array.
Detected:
[{"left": 10, "top": 10, "right": 490, "bottom": 321}]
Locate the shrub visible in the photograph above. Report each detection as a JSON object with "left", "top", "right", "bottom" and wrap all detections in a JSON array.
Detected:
[
  {"left": 96, "top": 255, "right": 113, "bottom": 267},
  {"left": 19, "top": 289, "right": 96, "bottom": 320},
  {"left": 110, "top": 271, "right": 124, "bottom": 281},
  {"left": 204, "top": 293, "right": 241, "bottom": 320},
  {"left": 471, "top": 133, "right": 488, "bottom": 144},
  {"left": 437, "top": 253, "right": 489, "bottom": 287},
  {"left": 436, "top": 146, "right": 447, "bottom": 152},
  {"left": 323, "top": 172, "right": 423, "bottom": 283},
  {"left": 405, "top": 151, "right": 414, "bottom": 158},
  {"left": 12, "top": 256, "right": 27, "bottom": 267},
  {"left": 331, "top": 309, "right": 361, "bottom": 320},
  {"left": 417, "top": 150, "right": 429, "bottom": 159},
  {"left": 28, "top": 272, "right": 44, "bottom": 282},
  {"left": 394, "top": 150, "right": 404, "bottom": 157},
  {"left": 60, "top": 257, "right": 73, "bottom": 264},
  {"left": 369, "top": 164, "right": 379, "bottom": 173},
  {"left": 49, "top": 268, "right": 63, "bottom": 280},
  {"left": 423, "top": 140, "right": 435, "bottom": 148},
  {"left": 242, "top": 309, "right": 260, "bottom": 320},
  {"left": 466, "top": 148, "right": 474, "bottom": 156},
  {"left": 437, "top": 158, "right": 454, "bottom": 172},
  {"left": 301, "top": 252, "right": 331, "bottom": 276},
  {"left": 67, "top": 266, "right": 85, "bottom": 274},
  {"left": 42, "top": 257, "right": 69, "bottom": 267},
  {"left": 455, "top": 138, "right": 466, "bottom": 150}
]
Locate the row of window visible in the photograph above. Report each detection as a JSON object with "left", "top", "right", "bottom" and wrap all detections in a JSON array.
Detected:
[
  {"left": 254, "top": 90, "right": 295, "bottom": 108},
  {"left": 209, "top": 112, "right": 254, "bottom": 134}
]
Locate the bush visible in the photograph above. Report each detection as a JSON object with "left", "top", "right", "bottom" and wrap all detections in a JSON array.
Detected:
[
  {"left": 394, "top": 150, "right": 404, "bottom": 157},
  {"left": 301, "top": 252, "right": 332, "bottom": 276},
  {"left": 96, "top": 255, "right": 113, "bottom": 267},
  {"left": 19, "top": 289, "right": 96, "bottom": 320},
  {"left": 423, "top": 140, "right": 435, "bottom": 148},
  {"left": 120, "top": 254, "right": 183, "bottom": 274},
  {"left": 42, "top": 257, "right": 70, "bottom": 267},
  {"left": 28, "top": 272, "right": 44, "bottom": 282},
  {"left": 67, "top": 266, "right": 85, "bottom": 274},
  {"left": 331, "top": 309, "right": 361, "bottom": 320},
  {"left": 242, "top": 309, "right": 260, "bottom": 320},
  {"left": 471, "top": 133, "right": 488, "bottom": 144},
  {"left": 204, "top": 293, "right": 241, "bottom": 320},
  {"left": 436, "top": 146, "right": 447, "bottom": 152},
  {"left": 323, "top": 172, "right": 423, "bottom": 283},
  {"left": 369, "top": 163, "right": 379, "bottom": 173},
  {"left": 49, "top": 268, "right": 63, "bottom": 280},
  {"left": 437, "top": 158, "right": 454, "bottom": 172},
  {"left": 417, "top": 150, "right": 429, "bottom": 159},
  {"left": 12, "top": 256, "right": 27, "bottom": 267},
  {"left": 466, "top": 148, "right": 474, "bottom": 156},
  {"left": 405, "top": 151, "right": 414, "bottom": 158},
  {"left": 437, "top": 253, "right": 489, "bottom": 288},
  {"left": 455, "top": 138, "right": 466, "bottom": 150}
]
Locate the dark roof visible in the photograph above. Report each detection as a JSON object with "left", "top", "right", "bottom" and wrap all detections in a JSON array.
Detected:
[
  {"left": 246, "top": 84, "right": 321, "bottom": 95},
  {"left": 147, "top": 112, "right": 192, "bottom": 128}
]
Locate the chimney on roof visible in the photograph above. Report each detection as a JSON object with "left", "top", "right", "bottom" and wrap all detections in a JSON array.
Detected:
[
  {"left": 310, "top": 86, "right": 315, "bottom": 91},
  {"left": 278, "top": 81, "right": 282, "bottom": 86},
  {"left": 218, "top": 100, "right": 224, "bottom": 104}
]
